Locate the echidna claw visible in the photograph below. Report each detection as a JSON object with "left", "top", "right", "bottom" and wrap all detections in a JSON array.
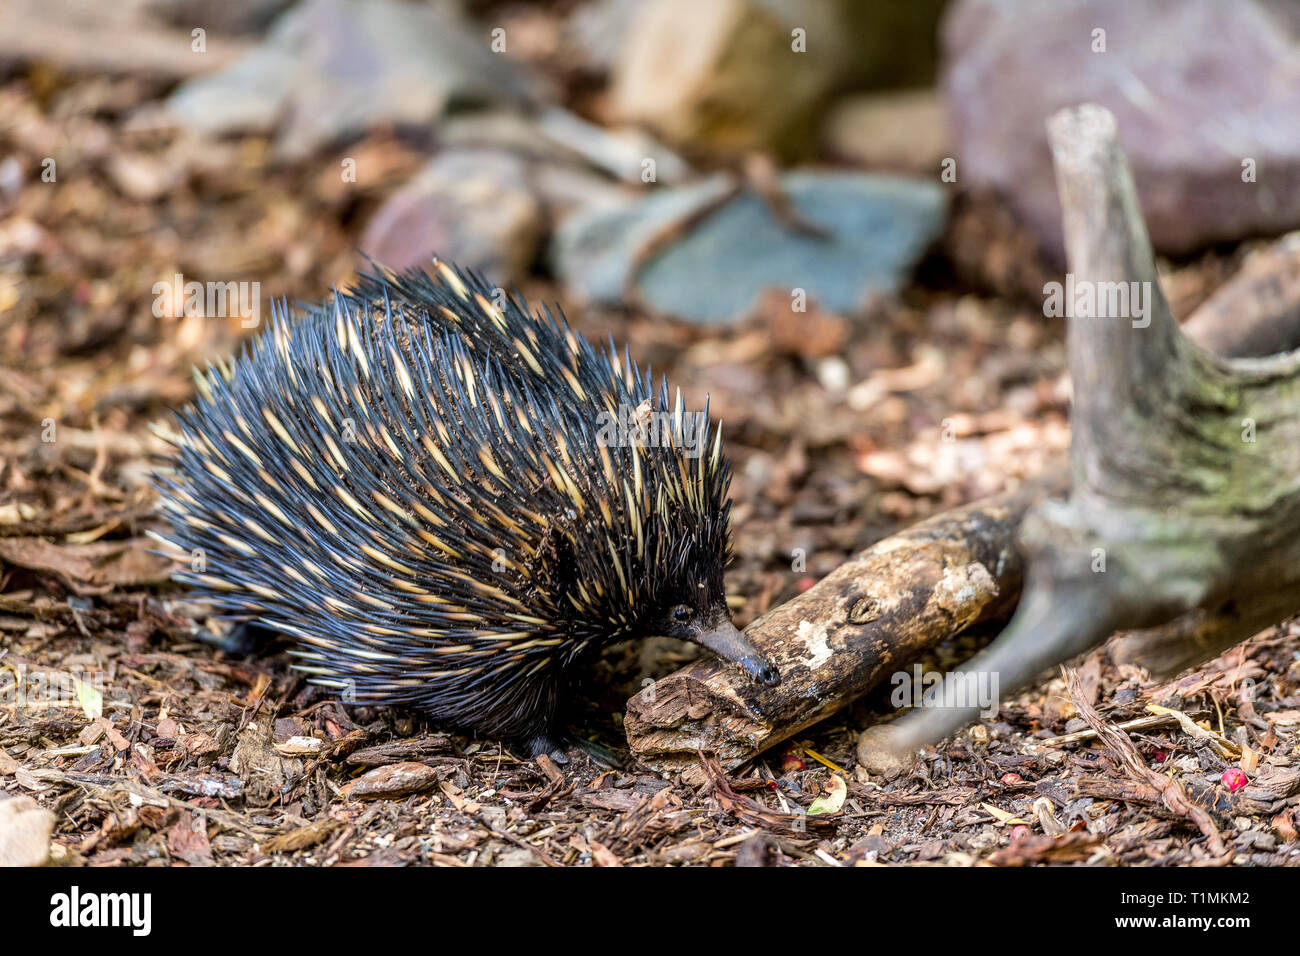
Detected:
[{"left": 740, "top": 655, "right": 781, "bottom": 687}]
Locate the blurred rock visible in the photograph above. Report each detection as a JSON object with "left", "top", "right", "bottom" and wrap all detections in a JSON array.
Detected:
[
  {"left": 531, "top": 163, "right": 630, "bottom": 222},
  {"left": 1256, "top": 0, "right": 1300, "bottom": 39},
  {"left": 566, "top": 0, "right": 642, "bottom": 74},
  {"left": 168, "top": 0, "right": 536, "bottom": 159},
  {"left": 166, "top": 43, "right": 295, "bottom": 135},
  {"left": 145, "top": 0, "right": 293, "bottom": 34},
  {"left": 553, "top": 172, "right": 946, "bottom": 324},
  {"left": 610, "top": 0, "right": 827, "bottom": 158},
  {"left": 0, "top": 0, "right": 250, "bottom": 78},
  {"left": 439, "top": 111, "right": 636, "bottom": 218},
  {"left": 943, "top": 0, "right": 1300, "bottom": 256},
  {"left": 360, "top": 150, "right": 542, "bottom": 283},
  {"left": 0, "top": 157, "right": 22, "bottom": 198},
  {"left": 823, "top": 89, "right": 950, "bottom": 174},
  {"left": 534, "top": 109, "right": 694, "bottom": 186},
  {"left": 0, "top": 795, "right": 54, "bottom": 866},
  {"left": 440, "top": 111, "right": 576, "bottom": 162},
  {"left": 612, "top": 0, "right": 944, "bottom": 158},
  {"left": 814, "top": 0, "right": 946, "bottom": 91}
]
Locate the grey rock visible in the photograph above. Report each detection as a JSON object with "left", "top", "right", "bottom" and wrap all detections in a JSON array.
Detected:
[
  {"left": 566, "top": 0, "right": 642, "bottom": 74},
  {"left": 553, "top": 172, "right": 946, "bottom": 324},
  {"left": 168, "top": 0, "right": 534, "bottom": 158},
  {"left": 168, "top": 43, "right": 298, "bottom": 137},
  {"left": 943, "top": 0, "right": 1300, "bottom": 255},
  {"left": 146, "top": 0, "right": 293, "bottom": 34},
  {"left": 554, "top": 175, "right": 734, "bottom": 310},
  {"left": 439, "top": 111, "right": 637, "bottom": 219}
]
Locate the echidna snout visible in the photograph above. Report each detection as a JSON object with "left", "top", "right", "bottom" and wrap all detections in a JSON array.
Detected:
[{"left": 655, "top": 600, "right": 781, "bottom": 687}]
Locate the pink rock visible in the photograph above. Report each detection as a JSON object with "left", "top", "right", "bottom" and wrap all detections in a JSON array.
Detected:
[
  {"left": 361, "top": 150, "right": 541, "bottom": 283},
  {"left": 943, "top": 0, "right": 1300, "bottom": 256}
]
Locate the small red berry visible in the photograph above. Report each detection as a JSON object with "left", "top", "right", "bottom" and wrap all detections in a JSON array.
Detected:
[
  {"left": 780, "top": 747, "right": 806, "bottom": 774},
  {"left": 1000, "top": 772, "right": 1022, "bottom": 785},
  {"left": 1221, "top": 768, "right": 1248, "bottom": 792}
]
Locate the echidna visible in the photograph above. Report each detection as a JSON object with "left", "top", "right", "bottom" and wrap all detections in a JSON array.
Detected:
[{"left": 153, "top": 262, "right": 779, "bottom": 759}]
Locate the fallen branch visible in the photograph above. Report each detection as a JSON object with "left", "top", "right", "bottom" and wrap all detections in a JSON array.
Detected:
[
  {"left": 625, "top": 477, "right": 1060, "bottom": 783},
  {"left": 860, "top": 104, "right": 1300, "bottom": 768},
  {"left": 626, "top": 104, "right": 1300, "bottom": 780},
  {"left": 1180, "top": 232, "right": 1300, "bottom": 358}
]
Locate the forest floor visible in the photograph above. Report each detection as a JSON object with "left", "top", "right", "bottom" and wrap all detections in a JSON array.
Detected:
[{"left": 2, "top": 71, "right": 1298, "bottom": 867}]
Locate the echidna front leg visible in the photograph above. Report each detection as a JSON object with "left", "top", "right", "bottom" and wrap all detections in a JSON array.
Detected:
[{"left": 524, "top": 732, "right": 570, "bottom": 765}]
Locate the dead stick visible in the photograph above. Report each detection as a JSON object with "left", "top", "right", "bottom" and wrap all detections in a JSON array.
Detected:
[
  {"left": 624, "top": 477, "right": 1062, "bottom": 783},
  {"left": 1066, "top": 668, "right": 1227, "bottom": 857}
]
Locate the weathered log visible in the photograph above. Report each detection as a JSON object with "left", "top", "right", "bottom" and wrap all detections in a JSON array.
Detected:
[
  {"left": 1181, "top": 232, "right": 1300, "bottom": 359},
  {"left": 624, "top": 477, "right": 1062, "bottom": 783},
  {"left": 859, "top": 104, "right": 1300, "bottom": 769},
  {"left": 626, "top": 104, "right": 1300, "bottom": 780}
]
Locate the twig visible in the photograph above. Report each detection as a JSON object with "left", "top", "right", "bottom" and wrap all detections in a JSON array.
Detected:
[{"left": 1066, "top": 667, "right": 1227, "bottom": 858}]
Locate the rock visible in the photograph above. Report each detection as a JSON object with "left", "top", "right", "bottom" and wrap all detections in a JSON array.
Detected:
[
  {"left": 145, "top": 0, "right": 293, "bottom": 34},
  {"left": 823, "top": 89, "right": 950, "bottom": 174},
  {"left": 0, "top": 157, "right": 22, "bottom": 198},
  {"left": 531, "top": 163, "right": 631, "bottom": 223},
  {"left": 612, "top": 0, "right": 944, "bottom": 158},
  {"left": 360, "top": 149, "right": 542, "bottom": 283},
  {"left": 943, "top": 0, "right": 1300, "bottom": 256},
  {"left": 566, "top": 0, "right": 642, "bottom": 74},
  {"left": 0, "top": 795, "right": 55, "bottom": 866},
  {"left": 166, "top": 43, "right": 296, "bottom": 137},
  {"left": 440, "top": 112, "right": 577, "bottom": 163},
  {"left": 554, "top": 174, "right": 733, "bottom": 309},
  {"left": 553, "top": 171, "right": 946, "bottom": 324},
  {"left": 168, "top": 0, "right": 536, "bottom": 158},
  {"left": 856, "top": 724, "right": 915, "bottom": 777},
  {"left": 533, "top": 109, "right": 694, "bottom": 186},
  {"left": 0, "top": 0, "right": 251, "bottom": 78},
  {"left": 442, "top": 110, "right": 689, "bottom": 189},
  {"left": 611, "top": 0, "right": 836, "bottom": 158}
]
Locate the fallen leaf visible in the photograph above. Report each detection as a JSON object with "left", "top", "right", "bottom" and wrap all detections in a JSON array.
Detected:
[{"left": 808, "top": 775, "right": 847, "bottom": 816}]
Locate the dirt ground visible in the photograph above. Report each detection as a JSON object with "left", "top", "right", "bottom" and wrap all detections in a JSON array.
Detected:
[{"left": 2, "top": 71, "right": 1299, "bottom": 868}]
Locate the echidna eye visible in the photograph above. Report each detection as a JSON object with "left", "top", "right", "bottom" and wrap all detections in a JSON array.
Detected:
[{"left": 671, "top": 605, "right": 693, "bottom": 623}]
